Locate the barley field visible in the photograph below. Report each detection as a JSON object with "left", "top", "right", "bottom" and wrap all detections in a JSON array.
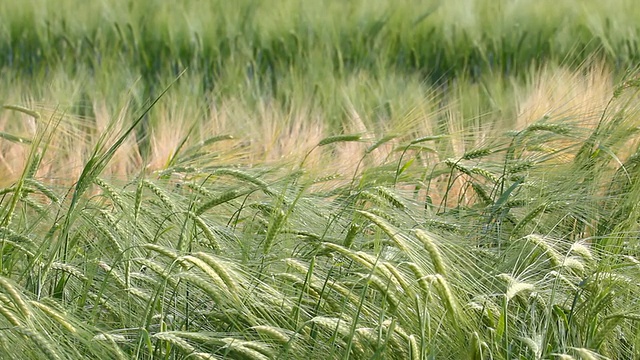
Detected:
[{"left": 1, "top": 1, "right": 640, "bottom": 359}]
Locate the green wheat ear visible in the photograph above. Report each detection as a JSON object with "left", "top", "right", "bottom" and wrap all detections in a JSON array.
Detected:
[
  {"left": 414, "top": 229, "right": 447, "bottom": 277},
  {"left": 317, "top": 134, "right": 362, "bottom": 146},
  {"left": 0, "top": 131, "right": 32, "bottom": 144},
  {"left": 3, "top": 105, "right": 41, "bottom": 120},
  {"left": 300, "top": 133, "right": 362, "bottom": 168}
]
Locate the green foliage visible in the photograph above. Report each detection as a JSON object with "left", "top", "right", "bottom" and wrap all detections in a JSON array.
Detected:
[
  {"left": 0, "top": 95, "right": 639, "bottom": 358},
  {"left": 1, "top": 1, "right": 640, "bottom": 359}
]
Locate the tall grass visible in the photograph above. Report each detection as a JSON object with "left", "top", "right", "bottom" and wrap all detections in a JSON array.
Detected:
[
  {"left": 2, "top": 0, "right": 640, "bottom": 359},
  {"left": 0, "top": 0, "right": 640, "bottom": 181},
  {"left": 2, "top": 0, "right": 639, "bottom": 182},
  {"left": 2, "top": 0, "right": 640, "bottom": 80},
  {"left": 1, "top": 67, "right": 640, "bottom": 358}
]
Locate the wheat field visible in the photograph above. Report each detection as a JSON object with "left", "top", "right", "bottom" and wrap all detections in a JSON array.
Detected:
[{"left": 1, "top": 1, "right": 640, "bottom": 359}]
